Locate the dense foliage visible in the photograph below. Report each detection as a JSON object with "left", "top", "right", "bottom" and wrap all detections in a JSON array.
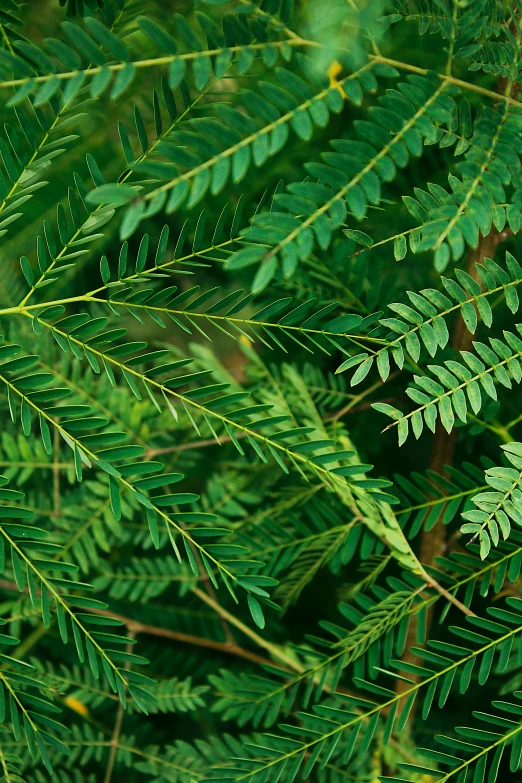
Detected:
[{"left": 3, "top": 0, "right": 522, "bottom": 781}]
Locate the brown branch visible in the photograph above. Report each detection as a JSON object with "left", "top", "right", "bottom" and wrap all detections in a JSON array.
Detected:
[
  {"left": 120, "top": 615, "right": 270, "bottom": 665},
  {"left": 0, "top": 581, "right": 360, "bottom": 704},
  {"left": 420, "top": 571, "right": 475, "bottom": 617},
  {"left": 103, "top": 700, "right": 124, "bottom": 783},
  {"left": 392, "top": 68, "right": 521, "bottom": 715},
  {"left": 0, "top": 578, "right": 271, "bottom": 667},
  {"left": 394, "top": 187, "right": 514, "bottom": 717},
  {"left": 103, "top": 632, "right": 134, "bottom": 783}
]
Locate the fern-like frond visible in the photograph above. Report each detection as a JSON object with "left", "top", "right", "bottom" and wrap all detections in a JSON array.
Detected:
[
  {"left": 0, "top": 97, "right": 80, "bottom": 239},
  {"left": 0, "top": 1, "right": 24, "bottom": 55},
  {"left": 4, "top": 4, "right": 522, "bottom": 778},
  {"left": 206, "top": 596, "right": 522, "bottom": 782},
  {"left": 0, "top": 0, "right": 147, "bottom": 241},
  {"left": 337, "top": 252, "right": 522, "bottom": 384},
  {"left": 210, "top": 589, "right": 414, "bottom": 729},
  {"left": 0, "top": 338, "right": 281, "bottom": 625},
  {"left": 224, "top": 70, "right": 454, "bottom": 290},
  {"left": 0, "top": 13, "right": 305, "bottom": 106},
  {"left": 25, "top": 315, "right": 392, "bottom": 498},
  {"left": 108, "top": 58, "right": 380, "bottom": 240},
  {"left": 0, "top": 474, "right": 152, "bottom": 769},
  {"left": 394, "top": 459, "right": 488, "bottom": 538},
  {"left": 94, "top": 556, "right": 194, "bottom": 602},
  {"left": 12, "top": 80, "right": 208, "bottom": 308},
  {"left": 0, "top": 429, "right": 73, "bottom": 486},
  {"left": 461, "top": 441, "right": 522, "bottom": 558},
  {"left": 30, "top": 658, "right": 118, "bottom": 711},
  {"left": 404, "top": 103, "right": 522, "bottom": 270},
  {"left": 25, "top": 312, "right": 426, "bottom": 576},
  {"left": 242, "top": 494, "right": 371, "bottom": 584},
  {"left": 89, "top": 284, "right": 382, "bottom": 357},
  {"left": 383, "top": 694, "right": 522, "bottom": 781},
  {"left": 141, "top": 676, "right": 209, "bottom": 715},
  {"left": 212, "top": 526, "right": 522, "bottom": 730},
  {"left": 273, "top": 517, "right": 358, "bottom": 611},
  {"left": 374, "top": 325, "right": 522, "bottom": 444},
  {"left": 389, "top": 0, "right": 505, "bottom": 43}
]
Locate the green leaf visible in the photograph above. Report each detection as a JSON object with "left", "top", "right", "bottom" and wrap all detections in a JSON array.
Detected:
[
  {"left": 247, "top": 594, "right": 265, "bottom": 629},
  {"left": 87, "top": 184, "right": 139, "bottom": 206}
]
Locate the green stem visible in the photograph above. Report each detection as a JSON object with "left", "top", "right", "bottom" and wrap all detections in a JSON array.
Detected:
[
  {"left": 142, "top": 65, "right": 375, "bottom": 202},
  {"left": 262, "top": 82, "right": 448, "bottom": 263},
  {"left": 0, "top": 40, "right": 313, "bottom": 91},
  {"left": 229, "top": 618, "right": 522, "bottom": 781},
  {"left": 17, "top": 78, "right": 213, "bottom": 308}
]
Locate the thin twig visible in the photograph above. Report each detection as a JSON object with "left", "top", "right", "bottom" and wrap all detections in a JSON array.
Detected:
[
  {"left": 192, "top": 588, "right": 305, "bottom": 671},
  {"left": 420, "top": 572, "right": 476, "bottom": 617},
  {"left": 103, "top": 632, "right": 135, "bottom": 783},
  {"left": 0, "top": 577, "right": 273, "bottom": 667}
]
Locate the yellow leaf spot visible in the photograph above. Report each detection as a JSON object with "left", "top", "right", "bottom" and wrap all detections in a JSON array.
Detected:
[
  {"left": 327, "top": 61, "right": 346, "bottom": 98},
  {"left": 64, "top": 696, "right": 89, "bottom": 716}
]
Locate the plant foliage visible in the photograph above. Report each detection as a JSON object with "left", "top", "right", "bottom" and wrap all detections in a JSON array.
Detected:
[{"left": 3, "top": 1, "right": 522, "bottom": 782}]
